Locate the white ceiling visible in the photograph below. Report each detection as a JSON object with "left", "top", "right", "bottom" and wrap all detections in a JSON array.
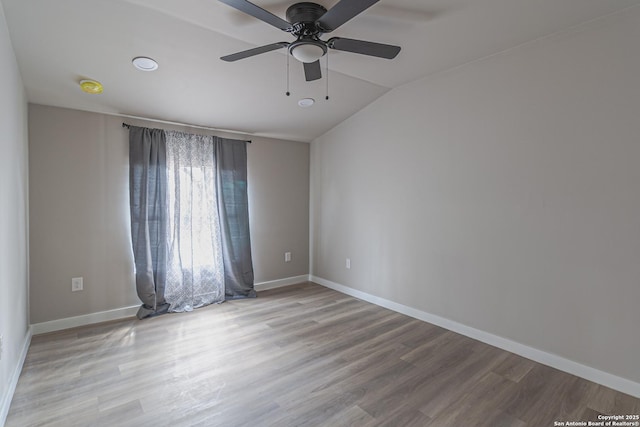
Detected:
[{"left": 3, "top": 0, "right": 640, "bottom": 142}]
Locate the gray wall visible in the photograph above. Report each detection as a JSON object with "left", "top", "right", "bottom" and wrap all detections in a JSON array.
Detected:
[
  {"left": 310, "top": 9, "right": 640, "bottom": 384},
  {"left": 0, "top": 2, "right": 29, "bottom": 422},
  {"left": 28, "top": 105, "right": 309, "bottom": 324},
  {"left": 248, "top": 137, "right": 310, "bottom": 282}
]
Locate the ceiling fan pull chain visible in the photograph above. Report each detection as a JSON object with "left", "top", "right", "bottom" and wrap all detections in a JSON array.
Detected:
[
  {"left": 286, "top": 52, "right": 291, "bottom": 96},
  {"left": 325, "top": 51, "right": 329, "bottom": 100}
]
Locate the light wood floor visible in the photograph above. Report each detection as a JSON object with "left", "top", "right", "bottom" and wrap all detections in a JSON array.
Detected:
[{"left": 7, "top": 282, "right": 639, "bottom": 426}]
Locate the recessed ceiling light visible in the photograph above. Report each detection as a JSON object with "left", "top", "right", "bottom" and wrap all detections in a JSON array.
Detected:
[
  {"left": 298, "top": 98, "right": 315, "bottom": 107},
  {"left": 79, "top": 79, "right": 103, "bottom": 94},
  {"left": 132, "top": 56, "right": 158, "bottom": 71}
]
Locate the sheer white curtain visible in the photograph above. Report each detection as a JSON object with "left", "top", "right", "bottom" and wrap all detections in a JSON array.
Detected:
[{"left": 164, "top": 131, "right": 225, "bottom": 312}]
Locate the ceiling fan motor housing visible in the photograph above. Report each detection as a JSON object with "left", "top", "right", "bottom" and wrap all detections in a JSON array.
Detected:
[{"left": 286, "top": 2, "right": 327, "bottom": 35}]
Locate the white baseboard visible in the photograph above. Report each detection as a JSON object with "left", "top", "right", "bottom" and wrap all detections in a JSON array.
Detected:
[
  {"left": 310, "top": 275, "right": 640, "bottom": 399},
  {"left": 31, "top": 305, "right": 139, "bottom": 336},
  {"left": 0, "top": 327, "right": 32, "bottom": 427},
  {"left": 255, "top": 274, "right": 310, "bottom": 291}
]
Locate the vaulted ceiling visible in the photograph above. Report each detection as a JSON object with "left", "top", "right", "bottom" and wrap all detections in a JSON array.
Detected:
[{"left": 3, "top": 0, "right": 640, "bottom": 142}]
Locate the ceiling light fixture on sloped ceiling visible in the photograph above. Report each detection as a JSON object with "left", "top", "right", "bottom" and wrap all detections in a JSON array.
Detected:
[
  {"left": 132, "top": 56, "right": 159, "bottom": 71},
  {"left": 298, "top": 98, "right": 315, "bottom": 107},
  {"left": 79, "top": 79, "right": 103, "bottom": 94}
]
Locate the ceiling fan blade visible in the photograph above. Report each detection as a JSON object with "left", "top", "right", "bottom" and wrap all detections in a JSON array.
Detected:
[
  {"left": 303, "top": 60, "right": 322, "bottom": 81},
  {"left": 221, "top": 42, "right": 289, "bottom": 62},
  {"left": 328, "top": 37, "right": 401, "bottom": 59},
  {"left": 219, "top": 0, "right": 292, "bottom": 31},
  {"left": 316, "top": 0, "right": 379, "bottom": 32}
]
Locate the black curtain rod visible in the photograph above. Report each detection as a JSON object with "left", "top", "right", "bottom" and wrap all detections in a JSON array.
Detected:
[{"left": 122, "top": 122, "right": 252, "bottom": 143}]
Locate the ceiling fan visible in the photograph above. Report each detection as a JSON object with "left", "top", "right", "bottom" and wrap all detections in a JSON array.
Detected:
[{"left": 219, "top": 0, "right": 402, "bottom": 82}]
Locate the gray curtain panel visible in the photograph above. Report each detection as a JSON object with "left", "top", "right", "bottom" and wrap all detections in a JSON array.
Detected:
[
  {"left": 129, "top": 126, "right": 171, "bottom": 319},
  {"left": 215, "top": 138, "right": 256, "bottom": 299}
]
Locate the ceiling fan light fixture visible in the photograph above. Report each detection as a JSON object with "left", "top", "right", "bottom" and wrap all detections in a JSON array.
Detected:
[{"left": 289, "top": 41, "right": 326, "bottom": 63}]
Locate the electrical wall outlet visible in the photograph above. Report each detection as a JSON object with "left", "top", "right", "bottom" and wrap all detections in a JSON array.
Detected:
[
  {"left": 346, "top": 258, "right": 351, "bottom": 269},
  {"left": 72, "top": 277, "right": 83, "bottom": 292},
  {"left": 285, "top": 252, "right": 291, "bottom": 262}
]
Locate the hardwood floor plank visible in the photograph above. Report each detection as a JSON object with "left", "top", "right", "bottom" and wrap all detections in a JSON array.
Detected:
[
  {"left": 6, "top": 282, "right": 639, "bottom": 426},
  {"left": 424, "top": 371, "right": 519, "bottom": 426},
  {"left": 491, "top": 353, "right": 537, "bottom": 383},
  {"left": 316, "top": 405, "right": 376, "bottom": 427}
]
